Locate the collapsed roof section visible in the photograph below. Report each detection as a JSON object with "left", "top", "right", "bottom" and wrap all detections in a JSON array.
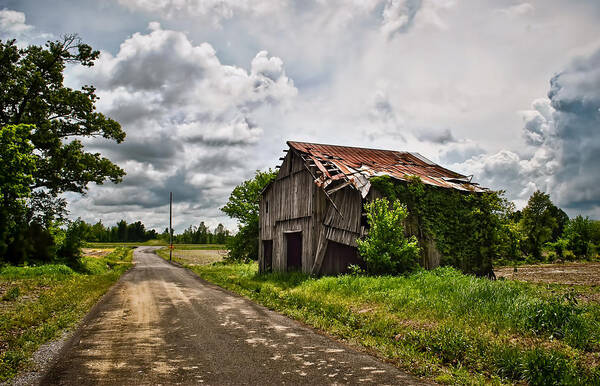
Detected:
[{"left": 286, "top": 141, "right": 487, "bottom": 198}]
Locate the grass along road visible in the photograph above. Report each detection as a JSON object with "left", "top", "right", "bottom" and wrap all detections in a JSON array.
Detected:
[
  {"left": 0, "top": 248, "right": 133, "bottom": 382},
  {"left": 186, "top": 262, "right": 600, "bottom": 385}
]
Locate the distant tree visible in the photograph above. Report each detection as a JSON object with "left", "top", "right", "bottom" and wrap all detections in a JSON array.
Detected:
[
  {"left": 116, "top": 220, "right": 128, "bottom": 242},
  {"left": 548, "top": 205, "right": 569, "bottom": 241},
  {"left": 564, "top": 215, "right": 594, "bottom": 258},
  {"left": 357, "top": 197, "right": 421, "bottom": 275},
  {"left": 221, "top": 169, "right": 277, "bottom": 261},
  {"left": 214, "top": 223, "right": 227, "bottom": 244},
  {"left": 519, "top": 191, "right": 558, "bottom": 259}
]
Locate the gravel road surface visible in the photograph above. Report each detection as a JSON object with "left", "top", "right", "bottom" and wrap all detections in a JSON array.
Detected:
[{"left": 41, "top": 247, "right": 426, "bottom": 385}]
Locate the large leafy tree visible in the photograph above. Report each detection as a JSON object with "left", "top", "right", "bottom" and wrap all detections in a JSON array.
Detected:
[
  {"left": 0, "top": 36, "right": 125, "bottom": 264},
  {"left": 519, "top": 190, "right": 558, "bottom": 258},
  {"left": 221, "top": 169, "right": 277, "bottom": 261},
  {"left": 0, "top": 35, "right": 125, "bottom": 199}
]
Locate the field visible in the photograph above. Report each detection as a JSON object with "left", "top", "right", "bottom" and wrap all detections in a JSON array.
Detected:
[
  {"left": 496, "top": 261, "right": 600, "bottom": 286},
  {"left": 186, "top": 262, "right": 600, "bottom": 385},
  {"left": 0, "top": 248, "right": 134, "bottom": 381},
  {"left": 84, "top": 239, "right": 167, "bottom": 248},
  {"left": 155, "top": 244, "right": 227, "bottom": 266}
]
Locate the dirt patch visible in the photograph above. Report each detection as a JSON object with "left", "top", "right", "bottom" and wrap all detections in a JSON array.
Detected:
[
  {"left": 169, "top": 249, "right": 227, "bottom": 266},
  {"left": 82, "top": 248, "right": 114, "bottom": 258},
  {"left": 495, "top": 262, "right": 600, "bottom": 287}
]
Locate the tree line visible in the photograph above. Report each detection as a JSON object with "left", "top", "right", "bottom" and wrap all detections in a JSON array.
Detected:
[
  {"left": 79, "top": 220, "right": 230, "bottom": 245},
  {"left": 507, "top": 190, "right": 600, "bottom": 264}
]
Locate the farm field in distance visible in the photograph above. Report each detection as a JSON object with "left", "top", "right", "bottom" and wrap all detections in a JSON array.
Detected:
[
  {"left": 155, "top": 244, "right": 227, "bottom": 266},
  {"left": 496, "top": 261, "right": 600, "bottom": 286}
]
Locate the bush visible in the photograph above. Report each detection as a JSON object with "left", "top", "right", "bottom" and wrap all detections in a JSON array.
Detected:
[
  {"left": 357, "top": 197, "right": 420, "bottom": 275},
  {"left": 55, "top": 220, "right": 86, "bottom": 267}
]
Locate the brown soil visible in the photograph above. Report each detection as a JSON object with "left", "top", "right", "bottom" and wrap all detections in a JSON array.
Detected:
[
  {"left": 169, "top": 249, "right": 227, "bottom": 266},
  {"left": 82, "top": 248, "right": 114, "bottom": 258},
  {"left": 495, "top": 262, "right": 600, "bottom": 286}
]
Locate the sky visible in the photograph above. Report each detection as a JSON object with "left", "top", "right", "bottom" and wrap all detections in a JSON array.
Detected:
[{"left": 1, "top": 0, "right": 599, "bottom": 232}]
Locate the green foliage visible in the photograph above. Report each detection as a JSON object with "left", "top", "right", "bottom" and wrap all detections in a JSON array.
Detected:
[
  {"left": 356, "top": 197, "right": 420, "bottom": 275},
  {"left": 221, "top": 169, "right": 277, "bottom": 261},
  {"left": 370, "top": 175, "right": 508, "bottom": 276},
  {"left": 1, "top": 286, "right": 20, "bottom": 301},
  {"left": 0, "top": 36, "right": 125, "bottom": 196},
  {"left": 0, "top": 124, "right": 36, "bottom": 259},
  {"left": 564, "top": 215, "right": 595, "bottom": 258},
  {"left": 519, "top": 191, "right": 559, "bottom": 259},
  {"left": 0, "top": 35, "right": 127, "bottom": 264},
  {"left": 190, "top": 262, "right": 600, "bottom": 384}
]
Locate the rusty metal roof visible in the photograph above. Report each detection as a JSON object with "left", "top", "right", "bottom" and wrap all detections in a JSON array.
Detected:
[{"left": 287, "top": 141, "right": 486, "bottom": 197}]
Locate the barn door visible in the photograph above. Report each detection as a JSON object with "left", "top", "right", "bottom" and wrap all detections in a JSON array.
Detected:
[
  {"left": 263, "top": 240, "right": 273, "bottom": 272},
  {"left": 285, "top": 232, "right": 302, "bottom": 271}
]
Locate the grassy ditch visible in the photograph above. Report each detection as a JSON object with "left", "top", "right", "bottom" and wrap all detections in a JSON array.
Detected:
[
  {"left": 0, "top": 247, "right": 134, "bottom": 381},
  {"left": 188, "top": 263, "right": 600, "bottom": 385}
]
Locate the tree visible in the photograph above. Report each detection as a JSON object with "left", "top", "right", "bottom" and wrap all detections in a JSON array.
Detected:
[
  {"left": 0, "top": 36, "right": 125, "bottom": 264},
  {"left": 564, "top": 215, "right": 594, "bottom": 258},
  {"left": 0, "top": 36, "right": 125, "bottom": 198},
  {"left": 0, "top": 124, "right": 36, "bottom": 259},
  {"left": 356, "top": 197, "right": 420, "bottom": 275},
  {"left": 519, "top": 191, "right": 558, "bottom": 259},
  {"left": 221, "top": 169, "right": 277, "bottom": 261}
]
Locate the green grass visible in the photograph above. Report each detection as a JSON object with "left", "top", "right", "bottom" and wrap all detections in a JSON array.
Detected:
[
  {"left": 188, "top": 263, "right": 600, "bottom": 385},
  {"left": 0, "top": 247, "right": 134, "bottom": 381}
]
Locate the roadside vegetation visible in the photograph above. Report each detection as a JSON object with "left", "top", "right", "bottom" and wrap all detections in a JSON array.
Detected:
[
  {"left": 189, "top": 262, "right": 600, "bottom": 385},
  {"left": 0, "top": 247, "right": 133, "bottom": 381}
]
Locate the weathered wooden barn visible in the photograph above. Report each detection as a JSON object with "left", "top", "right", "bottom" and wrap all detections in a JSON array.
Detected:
[{"left": 258, "top": 141, "right": 486, "bottom": 275}]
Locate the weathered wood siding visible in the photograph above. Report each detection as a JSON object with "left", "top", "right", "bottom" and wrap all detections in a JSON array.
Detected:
[
  {"left": 260, "top": 146, "right": 449, "bottom": 275},
  {"left": 260, "top": 151, "right": 317, "bottom": 273}
]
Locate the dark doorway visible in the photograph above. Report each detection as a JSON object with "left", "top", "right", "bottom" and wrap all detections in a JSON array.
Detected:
[
  {"left": 285, "top": 232, "right": 302, "bottom": 271},
  {"left": 320, "top": 241, "right": 362, "bottom": 275},
  {"left": 263, "top": 240, "right": 273, "bottom": 272}
]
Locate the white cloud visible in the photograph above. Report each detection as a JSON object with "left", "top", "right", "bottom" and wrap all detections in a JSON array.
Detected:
[
  {"left": 64, "top": 22, "right": 296, "bottom": 230},
  {"left": 0, "top": 9, "right": 33, "bottom": 36},
  {"left": 496, "top": 3, "right": 535, "bottom": 18}
]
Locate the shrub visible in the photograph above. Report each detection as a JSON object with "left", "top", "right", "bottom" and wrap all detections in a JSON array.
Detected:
[{"left": 357, "top": 197, "right": 420, "bottom": 275}]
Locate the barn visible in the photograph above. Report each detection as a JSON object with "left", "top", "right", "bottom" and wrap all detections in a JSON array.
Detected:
[{"left": 258, "top": 141, "right": 487, "bottom": 275}]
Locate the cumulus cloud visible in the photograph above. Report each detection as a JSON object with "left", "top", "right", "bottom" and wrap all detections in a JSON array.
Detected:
[
  {"left": 495, "top": 3, "right": 535, "bottom": 18},
  {"left": 0, "top": 9, "right": 33, "bottom": 36},
  {"left": 456, "top": 48, "right": 600, "bottom": 215},
  {"left": 66, "top": 22, "right": 296, "bottom": 230},
  {"left": 381, "top": 0, "right": 423, "bottom": 39},
  {"left": 417, "top": 128, "right": 456, "bottom": 144},
  {"left": 115, "top": 0, "right": 284, "bottom": 23}
]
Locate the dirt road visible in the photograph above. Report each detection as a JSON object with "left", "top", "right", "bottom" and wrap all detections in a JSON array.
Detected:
[{"left": 41, "top": 247, "right": 425, "bottom": 385}]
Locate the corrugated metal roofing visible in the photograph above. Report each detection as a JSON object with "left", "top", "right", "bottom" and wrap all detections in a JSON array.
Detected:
[{"left": 287, "top": 141, "right": 487, "bottom": 197}]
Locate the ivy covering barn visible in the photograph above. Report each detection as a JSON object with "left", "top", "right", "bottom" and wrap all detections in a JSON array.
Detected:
[{"left": 259, "top": 141, "right": 507, "bottom": 277}]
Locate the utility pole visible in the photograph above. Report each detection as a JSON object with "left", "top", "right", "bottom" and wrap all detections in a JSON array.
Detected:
[{"left": 169, "top": 192, "right": 173, "bottom": 261}]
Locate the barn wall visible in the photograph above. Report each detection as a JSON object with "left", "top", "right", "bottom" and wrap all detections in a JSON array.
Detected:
[{"left": 260, "top": 151, "right": 316, "bottom": 273}]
